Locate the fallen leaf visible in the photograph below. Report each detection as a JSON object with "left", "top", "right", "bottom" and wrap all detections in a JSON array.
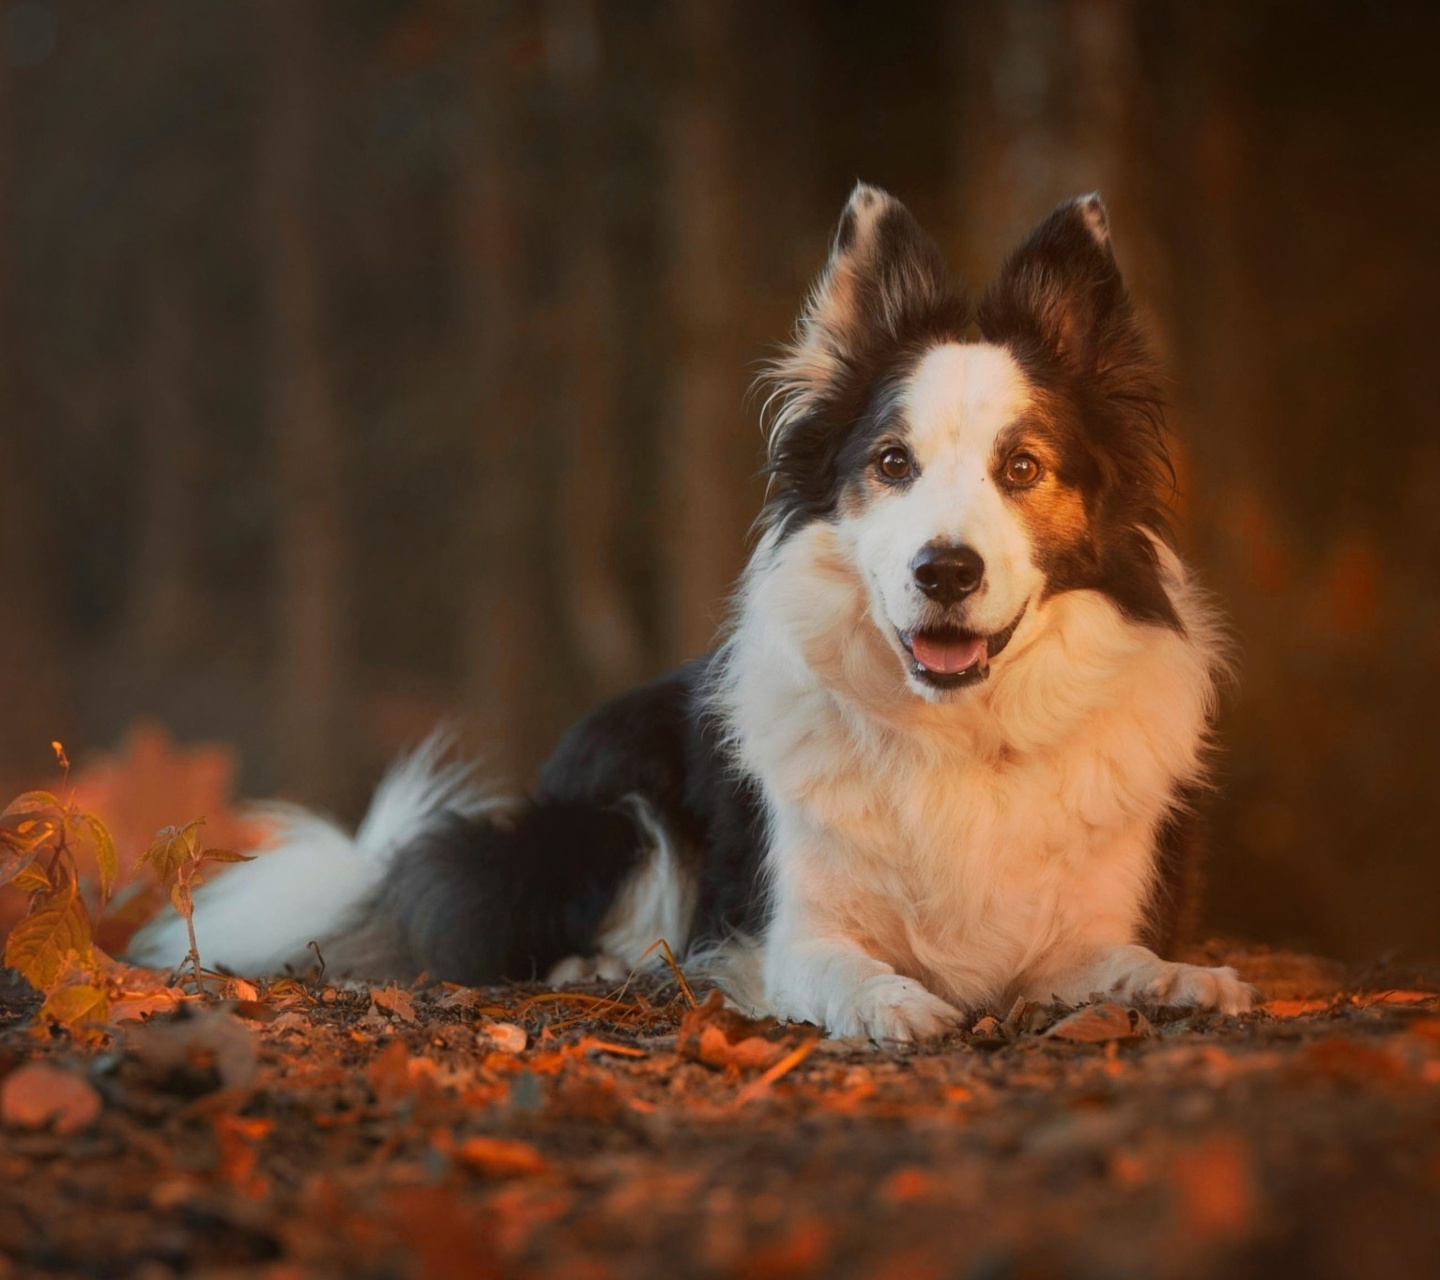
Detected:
[
  {"left": 1262, "top": 998, "right": 1332, "bottom": 1018},
  {"left": 969, "top": 1014, "right": 1008, "bottom": 1047},
  {"left": 454, "top": 1135, "right": 547, "bottom": 1177},
  {"left": 479, "top": 1022, "right": 527, "bottom": 1054},
  {"left": 734, "top": 1035, "right": 820, "bottom": 1106},
  {"left": 1, "top": 1063, "right": 102, "bottom": 1134},
  {"left": 372, "top": 985, "right": 417, "bottom": 1023},
  {"left": 693, "top": 1024, "right": 786, "bottom": 1070},
  {"left": 679, "top": 990, "right": 791, "bottom": 1071},
  {"left": 110, "top": 989, "right": 185, "bottom": 1023},
  {"left": 1046, "top": 1002, "right": 1152, "bottom": 1043}
]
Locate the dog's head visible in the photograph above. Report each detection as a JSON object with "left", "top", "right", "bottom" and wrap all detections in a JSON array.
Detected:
[{"left": 760, "top": 184, "right": 1178, "bottom": 701}]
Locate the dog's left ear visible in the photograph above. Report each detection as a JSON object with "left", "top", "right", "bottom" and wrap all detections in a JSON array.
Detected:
[{"left": 977, "top": 194, "right": 1139, "bottom": 370}]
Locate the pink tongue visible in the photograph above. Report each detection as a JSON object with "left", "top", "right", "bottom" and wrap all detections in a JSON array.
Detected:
[{"left": 911, "top": 632, "right": 987, "bottom": 675}]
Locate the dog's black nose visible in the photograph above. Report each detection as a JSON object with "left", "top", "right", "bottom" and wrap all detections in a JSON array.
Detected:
[{"left": 912, "top": 543, "right": 985, "bottom": 605}]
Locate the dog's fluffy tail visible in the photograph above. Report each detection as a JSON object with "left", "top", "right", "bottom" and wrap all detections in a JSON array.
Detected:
[{"left": 126, "top": 734, "right": 499, "bottom": 979}]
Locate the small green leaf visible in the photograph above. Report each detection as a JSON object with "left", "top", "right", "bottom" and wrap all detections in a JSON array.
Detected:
[
  {"left": 2, "top": 791, "right": 63, "bottom": 820},
  {"left": 169, "top": 880, "right": 193, "bottom": 918},
  {"left": 198, "top": 848, "right": 256, "bottom": 866},
  {"left": 11, "top": 862, "right": 51, "bottom": 894},
  {"left": 73, "top": 813, "right": 119, "bottom": 903},
  {"left": 137, "top": 819, "right": 204, "bottom": 885},
  {"left": 4, "top": 873, "right": 94, "bottom": 992},
  {"left": 0, "top": 815, "right": 56, "bottom": 888}
]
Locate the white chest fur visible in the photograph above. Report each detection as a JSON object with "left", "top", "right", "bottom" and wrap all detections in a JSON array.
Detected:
[{"left": 716, "top": 523, "right": 1225, "bottom": 1016}]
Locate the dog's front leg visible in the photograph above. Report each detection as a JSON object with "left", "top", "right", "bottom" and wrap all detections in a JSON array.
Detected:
[
  {"left": 761, "top": 814, "right": 963, "bottom": 1043},
  {"left": 1022, "top": 943, "right": 1254, "bottom": 1015}
]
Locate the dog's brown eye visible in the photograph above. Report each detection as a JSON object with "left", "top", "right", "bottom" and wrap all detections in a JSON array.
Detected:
[
  {"left": 1004, "top": 453, "right": 1041, "bottom": 487},
  {"left": 877, "top": 446, "right": 912, "bottom": 481}
]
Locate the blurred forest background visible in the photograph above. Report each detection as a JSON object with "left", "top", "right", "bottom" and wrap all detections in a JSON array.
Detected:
[{"left": 0, "top": 0, "right": 1436, "bottom": 962}]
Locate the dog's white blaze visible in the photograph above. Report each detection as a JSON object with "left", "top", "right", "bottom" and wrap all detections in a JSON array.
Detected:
[{"left": 843, "top": 342, "right": 1045, "bottom": 670}]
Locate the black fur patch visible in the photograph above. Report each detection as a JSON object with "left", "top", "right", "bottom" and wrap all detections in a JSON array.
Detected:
[
  {"left": 376, "top": 659, "right": 768, "bottom": 984},
  {"left": 1139, "top": 786, "right": 1208, "bottom": 957},
  {"left": 977, "top": 197, "right": 1180, "bottom": 631}
]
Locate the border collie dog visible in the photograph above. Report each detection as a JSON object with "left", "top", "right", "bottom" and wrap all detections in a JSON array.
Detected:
[{"left": 131, "top": 185, "right": 1251, "bottom": 1040}]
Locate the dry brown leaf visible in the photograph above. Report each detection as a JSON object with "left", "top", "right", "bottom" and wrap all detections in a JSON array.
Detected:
[
  {"left": 678, "top": 990, "right": 791, "bottom": 1071},
  {"left": 479, "top": 1022, "right": 527, "bottom": 1054},
  {"left": 454, "top": 1135, "right": 547, "bottom": 1177},
  {"left": 1046, "top": 1002, "right": 1152, "bottom": 1043},
  {"left": 110, "top": 989, "right": 185, "bottom": 1023},
  {"left": 1, "top": 1062, "right": 102, "bottom": 1134},
  {"left": 372, "top": 985, "right": 417, "bottom": 1023},
  {"left": 694, "top": 1024, "right": 786, "bottom": 1070}
]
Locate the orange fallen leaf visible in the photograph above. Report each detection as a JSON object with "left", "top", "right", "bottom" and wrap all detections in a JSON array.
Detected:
[
  {"left": 1, "top": 1062, "right": 102, "bottom": 1134},
  {"left": 1046, "top": 1002, "right": 1151, "bottom": 1043},
  {"left": 372, "top": 985, "right": 417, "bottom": 1023},
  {"left": 454, "top": 1135, "right": 547, "bottom": 1177},
  {"left": 478, "top": 1022, "right": 527, "bottom": 1054},
  {"left": 1262, "top": 998, "right": 1332, "bottom": 1018},
  {"left": 679, "top": 990, "right": 791, "bottom": 1071},
  {"left": 734, "top": 1034, "right": 819, "bottom": 1106}
]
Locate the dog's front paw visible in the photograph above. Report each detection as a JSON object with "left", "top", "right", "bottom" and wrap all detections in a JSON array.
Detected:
[
  {"left": 547, "top": 953, "right": 628, "bottom": 985},
  {"left": 1118, "top": 959, "right": 1254, "bottom": 1015},
  {"left": 831, "top": 974, "right": 963, "bottom": 1043}
]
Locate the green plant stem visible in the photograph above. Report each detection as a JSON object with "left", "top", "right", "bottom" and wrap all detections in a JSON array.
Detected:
[{"left": 183, "top": 910, "right": 206, "bottom": 995}]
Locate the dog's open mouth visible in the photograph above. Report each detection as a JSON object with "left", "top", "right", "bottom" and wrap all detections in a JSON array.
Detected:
[{"left": 899, "top": 603, "right": 1027, "bottom": 690}]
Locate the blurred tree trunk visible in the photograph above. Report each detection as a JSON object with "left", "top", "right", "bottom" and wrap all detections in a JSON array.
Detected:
[
  {"left": 123, "top": 262, "right": 194, "bottom": 665},
  {"left": 0, "top": 59, "right": 64, "bottom": 775},
  {"left": 952, "top": 0, "right": 1157, "bottom": 295},
  {"left": 547, "top": 0, "right": 645, "bottom": 699},
  {"left": 662, "top": 0, "right": 750, "bottom": 663},
  {"left": 261, "top": 0, "right": 350, "bottom": 808},
  {"left": 455, "top": 13, "right": 547, "bottom": 782}
]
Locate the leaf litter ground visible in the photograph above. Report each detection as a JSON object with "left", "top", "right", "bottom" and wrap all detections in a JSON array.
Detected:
[{"left": 2, "top": 944, "right": 1439, "bottom": 1280}]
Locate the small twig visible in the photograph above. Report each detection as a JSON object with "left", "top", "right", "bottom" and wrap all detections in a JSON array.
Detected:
[
  {"left": 624, "top": 938, "right": 698, "bottom": 1009},
  {"left": 307, "top": 939, "right": 327, "bottom": 983},
  {"left": 734, "top": 1032, "right": 819, "bottom": 1107}
]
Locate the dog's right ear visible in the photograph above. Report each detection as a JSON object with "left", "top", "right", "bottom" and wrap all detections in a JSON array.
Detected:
[
  {"left": 762, "top": 185, "right": 966, "bottom": 488},
  {"left": 796, "top": 183, "right": 958, "bottom": 364}
]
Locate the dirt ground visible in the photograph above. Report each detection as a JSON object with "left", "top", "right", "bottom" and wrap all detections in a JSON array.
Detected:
[{"left": 2, "top": 945, "right": 1439, "bottom": 1280}]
